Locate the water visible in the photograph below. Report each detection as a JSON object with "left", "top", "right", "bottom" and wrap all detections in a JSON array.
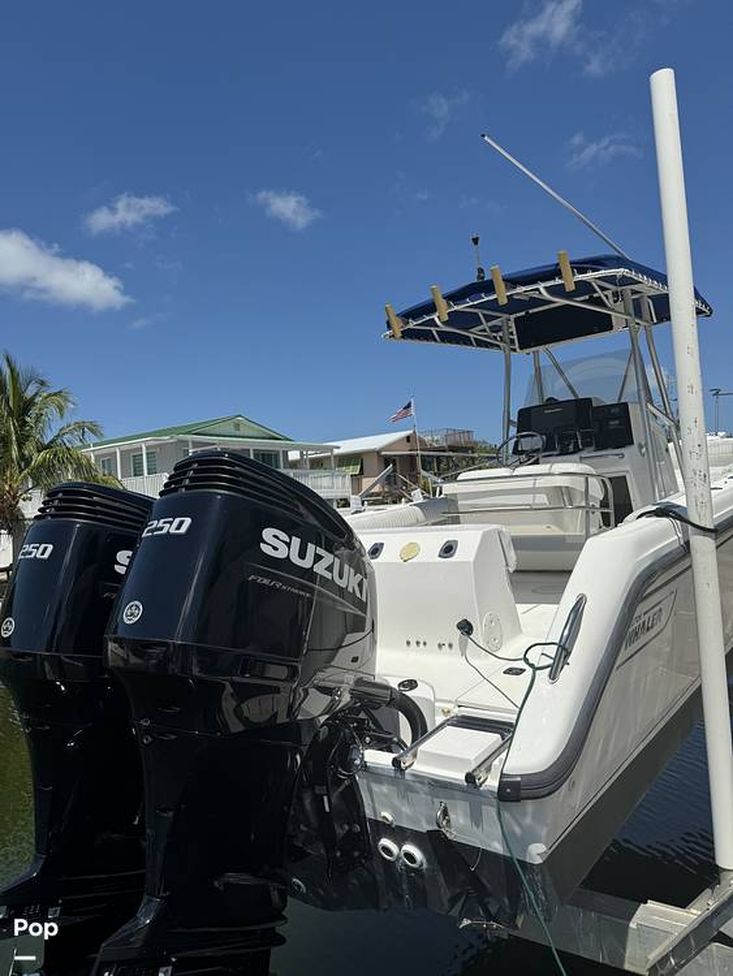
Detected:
[{"left": 0, "top": 683, "right": 720, "bottom": 976}]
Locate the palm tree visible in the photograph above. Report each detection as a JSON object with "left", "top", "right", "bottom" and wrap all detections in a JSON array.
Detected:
[{"left": 0, "top": 352, "right": 108, "bottom": 561}]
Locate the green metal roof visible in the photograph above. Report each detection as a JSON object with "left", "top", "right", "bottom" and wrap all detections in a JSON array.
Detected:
[{"left": 91, "top": 414, "right": 292, "bottom": 448}]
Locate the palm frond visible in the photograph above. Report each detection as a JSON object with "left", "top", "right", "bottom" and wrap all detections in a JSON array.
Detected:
[{"left": 0, "top": 351, "right": 108, "bottom": 521}]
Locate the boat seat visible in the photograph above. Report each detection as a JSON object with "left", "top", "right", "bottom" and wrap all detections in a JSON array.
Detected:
[
  {"left": 346, "top": 496, "right": 455, "bottom": 530},
  {"left": 441, "top": 463, "right": 605, "bottom": 571}
]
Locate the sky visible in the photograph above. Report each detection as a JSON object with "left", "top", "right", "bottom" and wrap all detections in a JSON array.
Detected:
[{"left": 1, "top": 0, "right": 732, "bottom": 445}]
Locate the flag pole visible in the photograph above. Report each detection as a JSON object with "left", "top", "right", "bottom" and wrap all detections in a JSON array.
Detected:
[{"left": 411, "top": 395, "right": 428, "bottom": 495}]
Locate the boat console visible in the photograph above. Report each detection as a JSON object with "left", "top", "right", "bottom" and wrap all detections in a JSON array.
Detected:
[
  {"left": 515, "top": 397, "right": 634, "bottom": 457},
  {"left": 0, "top": 483, "right": 152, "bottom": 964}
]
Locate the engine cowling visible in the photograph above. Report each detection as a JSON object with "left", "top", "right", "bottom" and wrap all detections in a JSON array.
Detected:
[
  {"left": 0, "top": 482, "right": 153, "bottom": 962},
  {"left": 95, "top": 451, "right": 376, "bottom": 976}
]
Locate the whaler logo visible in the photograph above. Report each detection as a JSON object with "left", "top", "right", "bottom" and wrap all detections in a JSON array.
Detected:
[
  {"left": 259, "top": 527, "right": 367, "bottom": 603},
  {"left": 618, "top": 589, "right": 676, "bottom": 666}
]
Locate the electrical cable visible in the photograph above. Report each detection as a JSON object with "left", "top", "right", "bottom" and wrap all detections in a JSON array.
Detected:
[
  {"left": 462, "top": 654, "right": 520, "bottom": 709},
  {"left": 455, "top": 620, "right": 569, "bottom": 976},
  {"left": 467, "top": 635, "right": 525, "bottom": 662},
  {"left": 498, "top": 642, "right": 569, "bottom": 976},
  {"left": 637, "top": 503, "right": 717, "bottom": 535}
]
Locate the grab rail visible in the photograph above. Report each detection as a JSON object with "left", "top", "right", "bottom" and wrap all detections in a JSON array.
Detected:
[
  {"left": 465, "top": 734, "right": 513, "bottom": 788},
  {"left": 391, "top": 714, "right": 511, "bottom": 772}
]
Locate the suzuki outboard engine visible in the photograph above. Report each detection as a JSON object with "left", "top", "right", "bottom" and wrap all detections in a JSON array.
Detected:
[
  {"left": 0, "top": 483, "right": 153, "bottom": 961},
  {"left": 95, "top": 451, "right": 379, "bottom": 976}
]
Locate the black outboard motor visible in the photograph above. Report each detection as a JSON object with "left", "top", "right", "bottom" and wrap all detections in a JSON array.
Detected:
[
  {"left": 0, "top": 483, "right": 153, "bottom": 960},
  {"left": 95, "top": 451, "right": 378, "bottom": 976}
]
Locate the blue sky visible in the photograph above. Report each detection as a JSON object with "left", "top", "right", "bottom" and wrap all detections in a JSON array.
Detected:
[{"left": 1, "top": 0, "right": 732, "bottom": 443}]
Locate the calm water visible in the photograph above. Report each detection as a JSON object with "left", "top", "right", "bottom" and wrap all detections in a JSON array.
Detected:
[{"left": 0, "top": 685, "right": 719, "bottom": 976}]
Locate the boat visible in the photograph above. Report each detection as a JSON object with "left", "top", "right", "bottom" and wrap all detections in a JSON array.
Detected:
[
  {"left": 45, "top": 249, "right": 729, "bottom": 976},
  {"left": 294, "top": 253, "right": 732, "bottom": 924},
  {"left": 285, "top": 254, "right": 733, "bottom": 925}
]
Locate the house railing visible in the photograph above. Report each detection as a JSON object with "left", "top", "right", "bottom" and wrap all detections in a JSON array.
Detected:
[
  {"left": 287, "top": 468, "right": 352, "bottom": 497},
  {"left": 122, "top": 473, "right": 170, "bottom": 497},
  {"left": 117, "top": 468, "right": 352, "bottom": 501},
  {"left": 421, "top": 427, "right": 477, "bottom": 449}
]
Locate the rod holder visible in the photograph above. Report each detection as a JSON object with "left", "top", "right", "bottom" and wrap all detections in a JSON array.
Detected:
[
  {"left": 490, "top": 265, "right": 508, "bottom": 306},
  {"left": 558, "top": 250, "right": 575, "bottom": 292},
  {"left": 430, "top": 285, "right": 449, "bottom": 323},
  {"left": 385, "top": 303, "right": 404, "bottom": 339}
]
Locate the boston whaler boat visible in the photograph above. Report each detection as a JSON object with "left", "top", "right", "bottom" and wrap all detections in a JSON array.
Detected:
[{"left": 286, "top": 255, "right": 733, "bottom": 924}]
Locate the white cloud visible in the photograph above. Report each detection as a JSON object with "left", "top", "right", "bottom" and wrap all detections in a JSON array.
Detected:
[
  {"left": 85, "top": 193, "right": 176, "bottom": 236},
  {"left": 567, "top": 132, "right": 642, "bottom": 169},
  {"left": 500, "top": 0, "right": 676, "bottom": 77},
  {"left": 255, "top": 190, "right": 321, "bottom": 231},
  {"left": 0, "top": 229, "right": 130, "bottom": 311},
  {"left": 130, "top": 312, "right": 168, "bottom": 330},
  {"left": 421, "top": 91, "right": 469, "bottom": 141},
  {"left": 500, "top": 0, "right": 582, "bottom": 70}
]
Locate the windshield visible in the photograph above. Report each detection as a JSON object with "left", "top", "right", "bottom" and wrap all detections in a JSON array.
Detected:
[{"left": 523, "top": 348, "right": 664, "bottom": 408}]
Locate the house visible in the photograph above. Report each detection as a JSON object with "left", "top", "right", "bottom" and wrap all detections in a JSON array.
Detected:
[
  {"left": 84, "top": 414, "right": 352, "bottom": 502},
  {"left": 306, "top": 427, "right": 485, "bottom": 499}
]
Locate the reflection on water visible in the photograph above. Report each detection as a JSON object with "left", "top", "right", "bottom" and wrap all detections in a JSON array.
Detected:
[
  {"left": 585, "top": 721, "right": 717, "bottom": 906},
  {"left": 0, "top": 680, "right": 720, "bottom": 975}
]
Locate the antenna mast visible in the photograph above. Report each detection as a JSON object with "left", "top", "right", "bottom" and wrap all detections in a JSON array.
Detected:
[{"left": 480, "top": 132, "right": 631, "bottom": 260}]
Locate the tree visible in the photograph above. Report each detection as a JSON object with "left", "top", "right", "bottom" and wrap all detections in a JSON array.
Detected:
[{"left": 0, "top": 352, "right": 108, "bottom": 561}]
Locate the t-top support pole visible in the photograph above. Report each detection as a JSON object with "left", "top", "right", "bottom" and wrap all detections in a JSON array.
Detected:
[{"left": 651, "top": 66, "right": 733, "bottom": 870}]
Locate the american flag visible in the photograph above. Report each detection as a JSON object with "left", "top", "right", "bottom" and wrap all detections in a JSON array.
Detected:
[{"left": 389, "top": 399, "right": 414, "bottom": 423}]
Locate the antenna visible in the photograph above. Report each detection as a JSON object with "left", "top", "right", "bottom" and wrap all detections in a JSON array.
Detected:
[
  {"left": 471, "top": 234, "right": 485, "bottom": 281},
  {"left": 480, "top": 132, "right": 631, "bottom": 261}
]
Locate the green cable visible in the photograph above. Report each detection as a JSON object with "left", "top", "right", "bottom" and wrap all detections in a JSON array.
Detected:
[
  {"left": 496, "top": 647, "right": 568, "bottom": 976},
  {"left": 463, "top": 629, "right": 569, "bottom": 976}
]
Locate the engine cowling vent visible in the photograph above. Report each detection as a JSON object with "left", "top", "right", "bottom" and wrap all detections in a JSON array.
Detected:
[
  {"left": 160, "top": 449, "right": 350, "bottom": 536},
  {"left": 36, "top": 482, "right": 153, "bottom": 533}
]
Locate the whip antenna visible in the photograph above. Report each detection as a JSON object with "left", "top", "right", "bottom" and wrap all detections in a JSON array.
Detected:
[{"left": 480, "top": 132, "right": 631, "bottom": 261}]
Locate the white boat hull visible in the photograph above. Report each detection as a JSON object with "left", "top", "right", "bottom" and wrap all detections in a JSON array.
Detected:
[{"left": 286, "top": 484, "right": 733, "bottom": 925}]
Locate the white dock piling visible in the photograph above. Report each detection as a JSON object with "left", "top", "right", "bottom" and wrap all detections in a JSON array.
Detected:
[{"left": 651, "top": 67, "right": 733, "bottom": 869}]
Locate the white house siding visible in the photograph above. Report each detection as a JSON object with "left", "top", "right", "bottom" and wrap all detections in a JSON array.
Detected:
[
  {"left": 94, "top": 442, "right": 180, "bottom": 479},
  {"left": 93, "top": 442, "right": 293, "bottom": 480}
]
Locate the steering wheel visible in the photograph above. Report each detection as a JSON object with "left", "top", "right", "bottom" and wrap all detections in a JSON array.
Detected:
[{"left": 495, "top": 430, "right": 546, "bottom": 468}]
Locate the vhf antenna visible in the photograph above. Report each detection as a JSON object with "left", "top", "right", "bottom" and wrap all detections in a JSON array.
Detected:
[
  {"left": 471, "top": 234, "right": 485, "bottom": 281},
  {"left": 480, "top": 132, "right": 631, "bottom": 261}
]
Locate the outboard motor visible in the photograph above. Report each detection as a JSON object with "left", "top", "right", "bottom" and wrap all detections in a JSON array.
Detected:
[
  {"left": 94, "top": 451, "right": 380, "bottom": 976},
  {"left": 0, "top": 483, "right": 153, "bottom": 961}
]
